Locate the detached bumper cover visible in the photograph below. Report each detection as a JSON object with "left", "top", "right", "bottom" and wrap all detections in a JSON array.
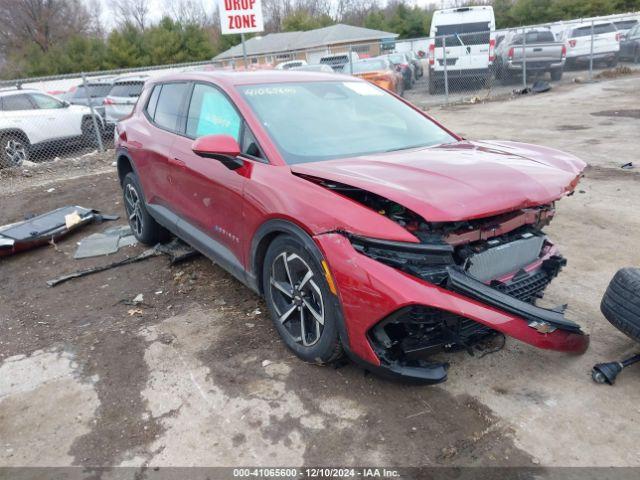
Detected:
[
  {"left": 446, "top": 266, "right": 584, "bottom": 334},
  {"left": 314, "top": 233, "right": 589, "bottom": 381}
]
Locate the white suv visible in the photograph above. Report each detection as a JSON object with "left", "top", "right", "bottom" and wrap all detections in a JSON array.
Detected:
[
  {"left": 0, "top": 89, "right": 103, "bottom": 168},
  {"left": 559, "top": 22, "right": 620, "bottom": 68}
]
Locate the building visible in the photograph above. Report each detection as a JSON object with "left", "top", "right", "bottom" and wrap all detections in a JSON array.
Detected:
[{"left": 213, "top": 23, "right": 398, "bottom": 67}]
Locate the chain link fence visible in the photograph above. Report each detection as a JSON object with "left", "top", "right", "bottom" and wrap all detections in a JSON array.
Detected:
[{"left": 1, "top": 13, "right": 639, "bottom": 182}]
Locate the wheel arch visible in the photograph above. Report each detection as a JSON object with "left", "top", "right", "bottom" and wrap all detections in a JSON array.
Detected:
[
  {"left": 0, "top": 128, "right": 31, "bottom": 145},
  {"left": 116, "top": 150, "right": 136, "bottom": 186},
  {"left": 250, "top": 219, "right": 318, "bottom": 295}
]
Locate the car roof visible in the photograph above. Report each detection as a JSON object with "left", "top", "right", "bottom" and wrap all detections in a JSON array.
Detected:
[
  {"left": 0, "top": 89, "right": 45, "bottom": 98},
  {"left": 145, "top": 70, "right": 356, "bottom": 88}
]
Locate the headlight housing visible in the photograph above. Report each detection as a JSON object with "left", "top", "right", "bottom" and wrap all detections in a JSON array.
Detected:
[{"left": 348, "top": 235, "right": 454, "bottom": 285}]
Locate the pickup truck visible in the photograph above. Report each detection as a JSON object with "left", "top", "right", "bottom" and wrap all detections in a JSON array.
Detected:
[{"left": 493, "top": 28, "right": 566, "bottom": 84}]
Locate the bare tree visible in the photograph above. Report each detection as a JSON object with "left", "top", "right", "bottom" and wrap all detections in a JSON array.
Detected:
[
  {"left": 0, "top": 0, "right": 91, "bottom": 53},
  {"left": 163, "top": 0, "right": 210, "bottom": 26},
  {"left": 336, "top": 0, "right": 380, "bottom": 26},
  {"left": 111, "top": 0, "right": 150, "bottom": 30}
]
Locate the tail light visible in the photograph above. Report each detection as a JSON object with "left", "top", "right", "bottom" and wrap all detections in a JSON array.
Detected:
[
  {"left": 561, "top": 45, "right": 567, "bottom": 58},
  {"left": 428, "top": 43, "right": 435, "bottom": 65},
  {"left": 507, "top": 47, "right": 514, "bottom": 60},
  {"left": 103, "top": 97, "right": 114, "bottom": 105},
  {"left": 569, "top": 39, "right": 577, "bottom": 48},
  {"left": 489, "top": 38, "right": 496, "bottom": 62},
  {"left": 615, "top": 33, "right": 621, "bottom": 42}
]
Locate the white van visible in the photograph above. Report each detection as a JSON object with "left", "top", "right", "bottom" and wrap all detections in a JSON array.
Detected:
[
  {"left": 558, "top": 22, "right": 620, "bottom": 68},
  {"left": 428, "top": 6, "right": 496, "bottom": 94}
]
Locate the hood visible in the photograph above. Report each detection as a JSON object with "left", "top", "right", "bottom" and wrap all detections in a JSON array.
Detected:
[{"left": 291, "top": 140, "right": 586, "bottom": 222}]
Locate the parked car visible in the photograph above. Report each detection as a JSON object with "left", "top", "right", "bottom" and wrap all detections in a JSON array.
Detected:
[
  {"left": 319, "top": 52, "right": 359, "bottom": 72},
  {"left": 620, "top": 23, "right": 640, "bottom": 63},
  {"left": 405, "top": 50, "right": 424, "bottom": 79},
  {"left": 350, "top": 58, "right": 404, "bottom": 95},
  {"left": 290, "top": 64, "right": 335, "bottom": 73},
  {"left": 275, "top": 60, "right": 308, "bottom": 70},
  {"left": 428, "top": 5, "right": 496, "bottom": 94},
  {"left": 380, "top": 53, "right": 415, "bottom": 89},
  {"left": 115, "top": 70, "right": 588, "bottom": 383},
  {"left": 613, "top": 19, "right": 638, "bottom": 35},
  {"left": 0, "top": 89, "right": 103, "bottom": 167},
  {"left": 103, "top": 76, "right": 147, "bottom": 128},
  {"left": 66, "top": 77, "right": 114, "bottom": 120},
  {"left": 558, "top": 22, "right": 620, "bottom": 68},
  {"left": 493, "top": 28, "right": 566, "bottom": 83}
]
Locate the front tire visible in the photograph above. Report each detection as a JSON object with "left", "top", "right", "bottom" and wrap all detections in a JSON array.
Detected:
[
  {"left": 122, "top": 172, "right": 168, "bottom": 245},
  {"left": 262, "top": 234, "right": 343, "bottom": 364},
  {"left": 0, "top": 134, "right": 29, "bottom": 168}
]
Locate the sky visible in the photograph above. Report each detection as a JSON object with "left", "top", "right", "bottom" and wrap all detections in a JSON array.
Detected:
[{"left": 92, "top": 0, "right": 443, "bottom": 31}]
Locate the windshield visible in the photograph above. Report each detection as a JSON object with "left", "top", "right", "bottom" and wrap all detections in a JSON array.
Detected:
[
  {"left": 239, "top": 81, "right": 455, "bottom": 164},
  {"left": 352, "top": 59, "right": 388, "bottom": 73},
  {"left": 109, "top": 81, "right": 144, "bottom": 97}
]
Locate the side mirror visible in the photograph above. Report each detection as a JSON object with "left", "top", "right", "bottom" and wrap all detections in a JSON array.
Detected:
[
  {"left": 395, "top": 65, "right": 402, "bottom": 72},
  {"left": 62, "top": 100, "right": 70, "bottom": 108},
  {"left": 192, "top": 134, "right": 243, "bottom": 170}
]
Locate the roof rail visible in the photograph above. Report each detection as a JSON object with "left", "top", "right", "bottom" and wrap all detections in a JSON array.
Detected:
[{"left": 0, "top": 83, "right": 23, "bottom": 92}]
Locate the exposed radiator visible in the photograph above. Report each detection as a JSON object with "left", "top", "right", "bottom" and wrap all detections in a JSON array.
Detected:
[{"left": 466, "top": 235, "right": 545, "bottom": 282}]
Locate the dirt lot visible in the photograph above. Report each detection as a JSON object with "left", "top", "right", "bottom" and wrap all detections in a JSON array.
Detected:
[{"left": 0, "top": 75, "right": 639, "bottom": 470}]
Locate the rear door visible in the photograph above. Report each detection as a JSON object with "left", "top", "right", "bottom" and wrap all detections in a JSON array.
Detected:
[
  {"left": 135, "top": 82, "right": 190, "bottom": 211},
  {"left": 434, "top": 21, "right": 492, "bottom": 73}
]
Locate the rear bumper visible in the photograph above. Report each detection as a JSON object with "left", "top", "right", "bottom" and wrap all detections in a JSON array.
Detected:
[
  {"left": 315, "top": 233, "right": 589, "bottom": 383},
  {"left": 506, "top": 60, "right": 564, "bottom": 71},
  {"left": 429, "top": 67, "right": 491, "bottom": 80}
]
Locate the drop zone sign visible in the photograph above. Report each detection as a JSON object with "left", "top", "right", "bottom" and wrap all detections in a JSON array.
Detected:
[{"left": 219, "top": 0, "right": 264, "bottom": 34}]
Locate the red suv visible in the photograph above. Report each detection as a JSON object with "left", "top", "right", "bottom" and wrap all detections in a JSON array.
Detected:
[{"left": 115, "top": 71, "right": 588, "bottom": 383}]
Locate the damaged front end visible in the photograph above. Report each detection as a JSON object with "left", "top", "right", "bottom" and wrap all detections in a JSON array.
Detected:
[{"left": 310, "top": 178, "right": 588, "bottom": 383}]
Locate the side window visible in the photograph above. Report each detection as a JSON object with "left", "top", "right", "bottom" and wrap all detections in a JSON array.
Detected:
[
  {"left": 2, "top": 94, "right": 35, "bottom": 111},
  {"left": 30, "top": 93, "right": 64, "bottom": 109},
  {"left": 186, "top": 84, "right": 241, "bottom": 140},
  {"left": 153, "top": 83, "right": 190, "bottom": 132},
  {"left": 145, "top": 85, "right": 161, "bottom": 120}
]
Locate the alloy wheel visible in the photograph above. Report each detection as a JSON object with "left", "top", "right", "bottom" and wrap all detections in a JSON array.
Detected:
[
  {"left": 4, "top": 139, "right": 27, "bottom": 167},
  {"left": 124, "top": 182, "right": 143, "bottom": 237},
  {"left": 269, "top": 252, "right": 325, "bottom": 346}
]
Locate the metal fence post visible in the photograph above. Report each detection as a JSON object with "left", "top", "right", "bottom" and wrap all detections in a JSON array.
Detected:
[
  {"left": 81, "top": 72, "right": 104, "bottom": 153},
  {"left": 589, "top": 20, "right": 595, "bottom": 81},
  {"left": 522, "top": 27, "right": 527, "bottom": 88},
  {"left": 348, "top": 44, "right": 353, "bottom": 75},
  {"left": 443, "top": 34, "right": 449, "bottom": 104}
]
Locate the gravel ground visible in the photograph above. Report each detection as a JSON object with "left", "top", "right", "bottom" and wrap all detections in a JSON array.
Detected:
[{"left": 0, "top": 74, "right": 639, "bottom": 471}]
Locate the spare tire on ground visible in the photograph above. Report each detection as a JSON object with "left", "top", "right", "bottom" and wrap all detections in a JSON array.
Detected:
[{"left": 601, "top": 268, "right": 640, "bottom": 343}]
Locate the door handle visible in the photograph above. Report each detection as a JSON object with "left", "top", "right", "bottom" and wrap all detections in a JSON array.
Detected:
[{"left": 169, "top": 157, "right": 186, "bottom": 168}]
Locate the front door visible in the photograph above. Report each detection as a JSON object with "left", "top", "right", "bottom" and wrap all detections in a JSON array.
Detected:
[{"left": 168, "top": 83, "right": 248, "bottom": 273}]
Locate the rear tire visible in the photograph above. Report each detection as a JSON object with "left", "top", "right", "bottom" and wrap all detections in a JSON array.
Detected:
[
  {"left": 550, "top": 68, "right": 563, "bottom": 81},
  {"left": 81, "top": 117, "right": 102, "bottom": 147},
  {"left": 500, "top": 67, "right": 514, "bottom": 85},
  {"left": 122, "top": 172, "right": 168, "bottom": 245},
  {"left": 600, "top": 268, "right": 640, "bottom": 343},
  {"left": 634, "top": 48, "right": 640, "bottom": 64},
  {"left": 428, "top": 75, "right": 437, "bottom": 95},
  {"left": 0, "top": 133, "right": 29, "bottom": 168},
  {"left": 607, "top": 55, "right": 618, "bottom": 68},
  {"left": 262, "top": 234, "right": 343, "bottom": 364}
]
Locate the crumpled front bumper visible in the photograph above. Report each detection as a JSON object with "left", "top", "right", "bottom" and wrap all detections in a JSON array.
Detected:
[{"left": 314, "top": 232, "right": 589, "bottom": 382}]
